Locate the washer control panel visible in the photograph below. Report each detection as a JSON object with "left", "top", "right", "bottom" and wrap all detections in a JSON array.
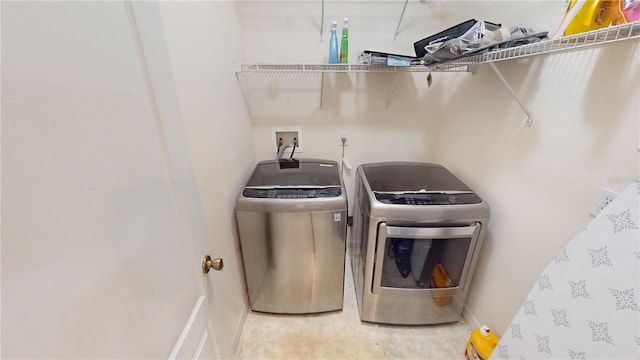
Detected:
[
  {"left": 243, "top": 187, "right": 342, "bottom": 199},
  {"left": 374, "top": 192, "right": 482, "bottom": 205}
]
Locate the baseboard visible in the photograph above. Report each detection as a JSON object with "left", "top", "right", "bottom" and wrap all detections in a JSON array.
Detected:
[
  {"left": 232, "top": 301, "right": 248, "bottom": 353},
  {"left": 462, "top": 304, "right": 481, "bottom": 330}
]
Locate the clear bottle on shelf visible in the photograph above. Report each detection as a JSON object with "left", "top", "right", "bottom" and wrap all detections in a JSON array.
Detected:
[{"left": 329, "top": 20, "right": 339, "bottom": 64}]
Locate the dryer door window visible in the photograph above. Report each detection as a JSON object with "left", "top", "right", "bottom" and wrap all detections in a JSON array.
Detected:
[{"left": 372, "top": 223, "right": 480, "bottom": 295}]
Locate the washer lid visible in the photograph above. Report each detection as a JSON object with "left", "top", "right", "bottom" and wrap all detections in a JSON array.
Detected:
[
  {"left": 244, "top": 159, "right": 342, "bottom": 188},
  {"left": 362, "top": 162, "right": 472, "bottom": 193}
]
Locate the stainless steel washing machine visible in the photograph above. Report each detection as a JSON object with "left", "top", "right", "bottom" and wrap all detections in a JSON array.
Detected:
[
  {"left": 236, "top": 159, "right": 347, "bottom": 314},
  {"left": 351, "top": 162, "right": 489, "bottom": 325}
]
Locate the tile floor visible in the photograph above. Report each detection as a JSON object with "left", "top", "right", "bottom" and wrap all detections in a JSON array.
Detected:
[{"left": 235, "top": 257, "right": 472, "bottom": 359}]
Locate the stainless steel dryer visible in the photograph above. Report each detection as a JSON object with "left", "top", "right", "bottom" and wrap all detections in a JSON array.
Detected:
[
  {"left": 351, "top": 162, "right": 489, "bottom": 325},
  {"left": 236, "top": 159, "right": 347, "bottom": 314}
]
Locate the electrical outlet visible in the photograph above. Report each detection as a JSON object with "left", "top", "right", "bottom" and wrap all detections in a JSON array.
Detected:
[
  {"left": 590, "top": 188, "right": 618, "bottom": 217},
  {"left": 339, "top": 131, "right": 348, "bottom": 146}
]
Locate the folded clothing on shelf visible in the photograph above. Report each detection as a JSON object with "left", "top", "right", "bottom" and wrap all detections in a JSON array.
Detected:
[
  {"left": 413, "top": 19, "right": 502, "bottom": 58},
  {"left": 358, "top": 19, "right": 548, "bottom": 66},
  {"left": 357, "top": 50, "right": 421, "bottom": 66},
  {"left": 418, "top": 20, "right": 548, "bottom": 65}
]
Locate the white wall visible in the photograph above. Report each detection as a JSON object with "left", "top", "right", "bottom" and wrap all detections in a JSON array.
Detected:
[
  {"left": 35, "top": 1, "right": 629, "bottom": 350},
  {"left": 237, "top": 0, "right": 566, "bottom": 209},
  {"left": 156, "top": 1, "right": 257, "bottom": 349},
  {"left": 231, "top": 0, "right": 639, "bottom": 338},
  {"left": 2, "top": 2, "right": 257, "bottom": 356},
  {"left": 435, "top": 42, "right": 640, "bottom": 335}
]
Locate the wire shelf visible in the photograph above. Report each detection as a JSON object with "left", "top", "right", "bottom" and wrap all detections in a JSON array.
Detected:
[
  {"left": 237, "top": 63, "right": 470, "bottom": 73},
  {"left": 235, "top": 21, "right": 639, "bottom": 120},
  {"left": 450, "top": 20, "right": 640, "bottom": 66},
  {"left": 237, "top": 22, "right": 640, "bottom": 74}
]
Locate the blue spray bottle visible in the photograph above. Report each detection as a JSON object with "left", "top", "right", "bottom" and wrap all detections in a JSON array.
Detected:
[{"left": 328, "top": 20, "right": 339, "bottom": 64}]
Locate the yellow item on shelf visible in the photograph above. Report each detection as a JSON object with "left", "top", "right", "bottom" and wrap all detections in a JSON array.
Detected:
[
  {"left": 430, "top": 263, "right": 455, "bottom": 306},
  {"left": 465, "top": 325, "right": 500, "bottom": 360},
  {"left": 564, "top": 0, "right": 615, "bottom": 36},
  {"left": 611, "top": 0, "right": 630, "bottom": 24}
]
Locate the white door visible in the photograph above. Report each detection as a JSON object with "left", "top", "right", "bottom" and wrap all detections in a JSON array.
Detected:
[{"left": 2, "top": 1, "right": 229, "bottom": 358}]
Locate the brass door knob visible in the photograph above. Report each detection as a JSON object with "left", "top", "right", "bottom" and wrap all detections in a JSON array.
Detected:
[{"left": 202, "top": 255, "right": 223, "bottom": 274}]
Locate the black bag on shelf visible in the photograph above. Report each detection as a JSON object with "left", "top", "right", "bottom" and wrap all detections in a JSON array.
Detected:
[
  {"left": 415, "top": 19, "right": 548, "bottom": 66},
  {"left": 358, "top": 19, "right": 548, "bottom": 67},
  {"left": 413, "top": 19, "right": 502, "bottom": 58}
]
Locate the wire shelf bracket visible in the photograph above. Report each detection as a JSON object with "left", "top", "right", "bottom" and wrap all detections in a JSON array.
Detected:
[
  {"left": 393, "top": 0, "right": 409, "bottom": 42},
  {"left": 385, "top": 73, "right": 401, "bottom": 109},
  {"left": 489, "top": 62, "right": 533, "bottom": 127},
  {"left": 319, "top": 0, "right": 325, "bottom": 42},
  {"left": 320, "top": 72, "right": 325, "bottom": 109}
]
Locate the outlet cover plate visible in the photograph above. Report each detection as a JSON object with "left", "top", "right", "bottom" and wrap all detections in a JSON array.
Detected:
[
  {"left": 590, "top": 188, "right": 618, "bottom": 217},
  {"left": 272, "top": 127, "right": 303, "bottom": 153},
  {"left": 339, "top": 131, "right": 348, "bottom": 146}
]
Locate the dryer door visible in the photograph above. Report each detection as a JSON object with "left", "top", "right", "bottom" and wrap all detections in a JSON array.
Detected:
[{"left": 371, "top": 223, "right": 480, "bottom": 297}]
